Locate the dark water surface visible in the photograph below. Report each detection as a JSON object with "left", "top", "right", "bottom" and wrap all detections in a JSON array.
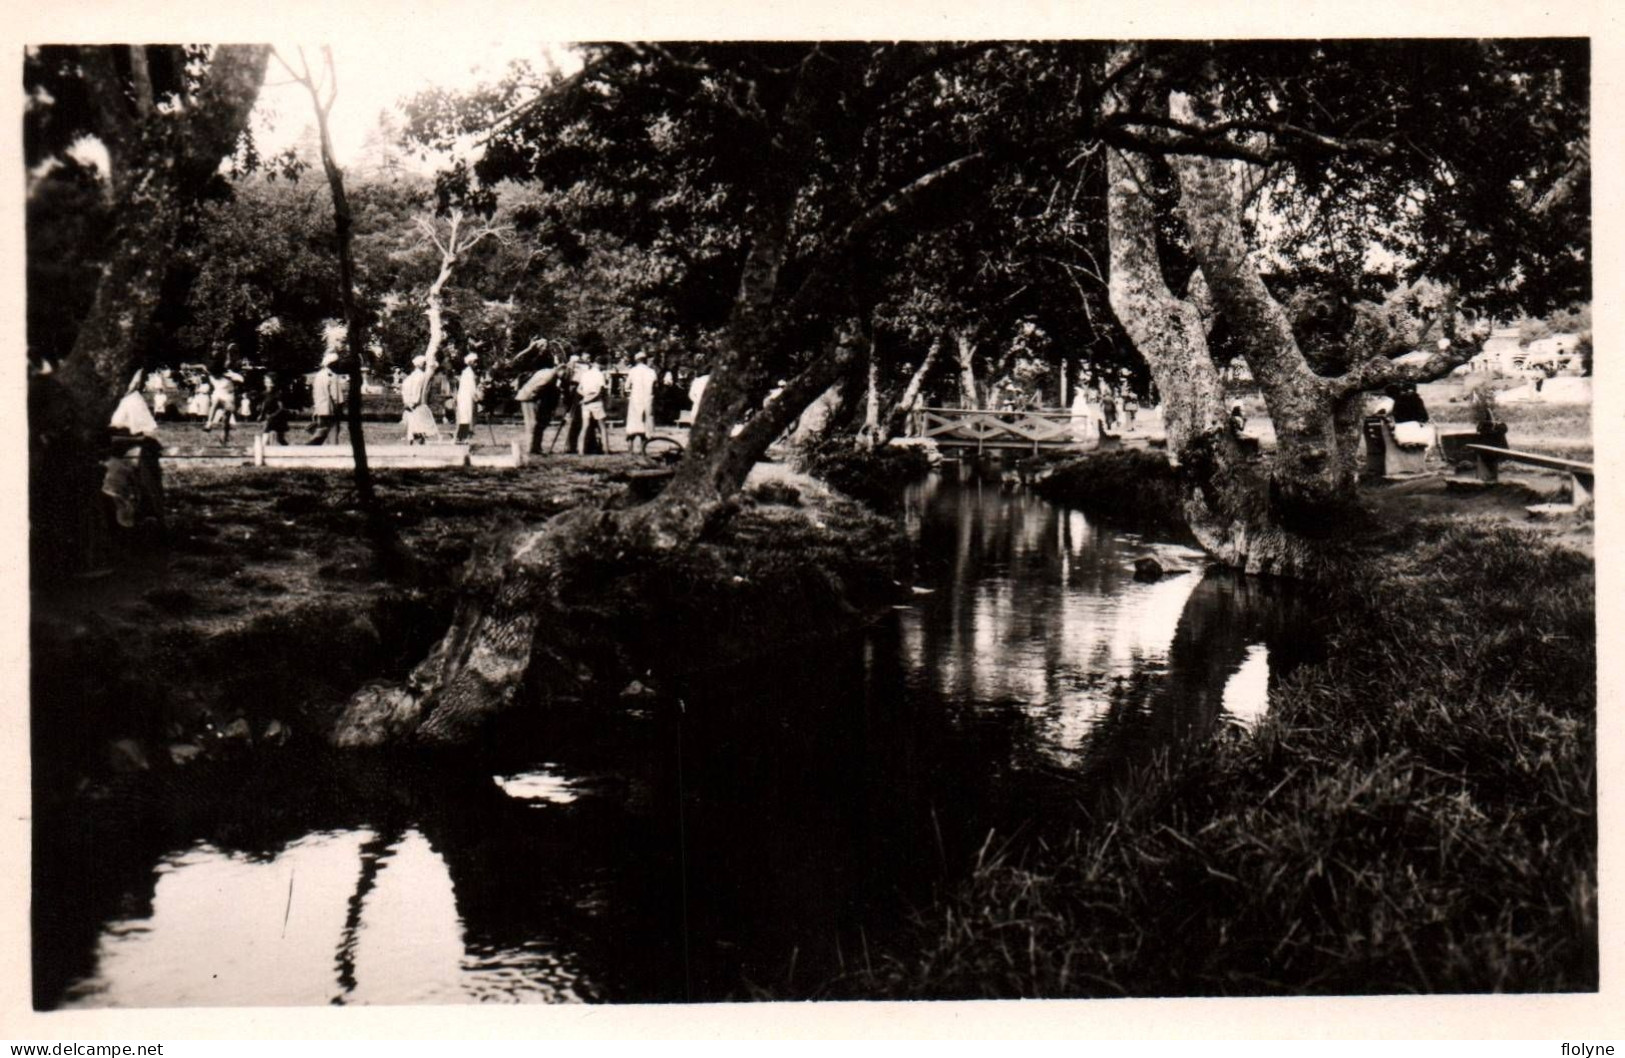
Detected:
[{"left": 34, "top": 467, "right": 1321, "bottom": 1007}]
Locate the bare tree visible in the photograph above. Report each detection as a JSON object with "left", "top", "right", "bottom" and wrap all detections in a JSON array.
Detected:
[
  {"left": 274, "top": 45, "right": 380, "bottom": 515},
  {"left": 415, "top": 208, "right": 510, "bottom": 373}
]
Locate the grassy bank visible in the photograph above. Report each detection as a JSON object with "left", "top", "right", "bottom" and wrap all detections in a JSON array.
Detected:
[
  {"left": 835, "top": 511, "right": 1595, "bottom": 996},
  {"left": 1027, "top": 448, "right": 1189, "bottom": 533},
  {"left": 798, "top": 438, "right": 934, "bottom": 512}
]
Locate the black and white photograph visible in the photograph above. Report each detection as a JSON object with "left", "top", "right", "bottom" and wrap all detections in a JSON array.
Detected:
[{"left": 5, "top": 1, "right": 1615, "bottom": 1039}]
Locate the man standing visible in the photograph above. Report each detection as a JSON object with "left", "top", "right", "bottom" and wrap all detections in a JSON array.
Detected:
[
  {"left": 455, "top": 352, "right": 481, "bottom": 442},
  {"left": 624, "top": 350, "right": 657, "bottom": 455},
  {"left": 575, "top": 355, "right": 609, "bottom": 454},
  {"left": 558, "top": 356, "right": 583, "bottom": 452},
  {"left": 307, "top": 350, "right": 345, "bottom": 444},
  {"left": 516, "top": 353, "right": 560, "bottom": 455},
  {"left": 401, "top": 354, "right": 437, "bottom": 444}
]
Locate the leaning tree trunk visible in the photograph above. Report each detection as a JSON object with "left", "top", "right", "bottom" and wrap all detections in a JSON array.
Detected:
[
  {"left": 882, "top": 334, "right": 941, "bottom": 441},
  {"left": 41, "top": 45, "right": 270, "bottom": 578},
  {"left": 332, "top": 184, "right": 863, "bottom": 746}
]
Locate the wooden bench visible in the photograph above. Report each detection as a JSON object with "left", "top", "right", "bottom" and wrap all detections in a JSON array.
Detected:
[{"left": 1466, "top": 444, "right": 1594, "bottom": 509}]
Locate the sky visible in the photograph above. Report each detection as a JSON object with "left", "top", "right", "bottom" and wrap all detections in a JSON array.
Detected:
[{"left": 252, "top": 39, "right": 578, "bottom": 168}]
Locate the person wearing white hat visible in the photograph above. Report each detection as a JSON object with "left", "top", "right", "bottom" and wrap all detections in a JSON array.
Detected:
[
  {"left": 624, "top": 350, "right": 657, "bottom": 455},
  {"left": 401, "top": 354, "right": 438, "bottom": 444},
  {"left": 455, "top": 352, "right": 482, "bottom": 442},
  {"left": 307, "top": 349, "right": 345, "bottom": 444}
]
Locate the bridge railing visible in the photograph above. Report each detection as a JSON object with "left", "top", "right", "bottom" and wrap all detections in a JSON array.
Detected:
[{"left": 914, "top": 406, "right": 1086, "bottom": 449}]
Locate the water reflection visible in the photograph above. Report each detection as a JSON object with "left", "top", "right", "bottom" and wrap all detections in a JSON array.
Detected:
[
  {"left": 897, "top": 468, "right": 1311, "bottom": 771},
  {"left": 37, "top": 467, "right": 1319, "bottom": 1007}
]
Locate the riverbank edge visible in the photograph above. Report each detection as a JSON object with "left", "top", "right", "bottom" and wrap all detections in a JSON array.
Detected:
[
  {"left": 1022, "top": 448, "right": 1191, "bottom": 535},
  {"left": 822, "top": 509, "right": 1596, "bottom": 997},
  {"left": 30, "top": 462, "right": 912, "bottom": 803}
]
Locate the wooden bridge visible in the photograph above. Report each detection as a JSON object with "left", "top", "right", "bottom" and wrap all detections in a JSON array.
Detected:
[{"left": 907, "top": 406, "right": 1120, "bottom": 454}]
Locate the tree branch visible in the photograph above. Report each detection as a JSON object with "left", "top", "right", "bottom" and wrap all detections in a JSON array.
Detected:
[
  {"left": 1327, "top": 345, "right": 1473, "bottom": 397},
  {"left": 783, "top": 151, "right": 986, "bottom": 319},
  {"left": 1099, "top": 110, "right": 1396, "bottom": 162}
]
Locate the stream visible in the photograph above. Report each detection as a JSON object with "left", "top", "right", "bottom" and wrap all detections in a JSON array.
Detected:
[{"left": 33, "top": 464, "right": 1322, "bottom": 1006}]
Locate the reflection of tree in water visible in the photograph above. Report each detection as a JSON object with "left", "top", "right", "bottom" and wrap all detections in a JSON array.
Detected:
[
  {"left": 1072, "top": 569, "right": 1321, "bottom": 796},
  {"left": 36, "top": 749, "right": 677, "bottom": 1006}
]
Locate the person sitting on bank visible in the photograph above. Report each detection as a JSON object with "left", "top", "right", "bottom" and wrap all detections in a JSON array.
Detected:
[
  {"left": 1388, "top": 381, "right": 1434, "bottom": 451},
  {"left": 1391, "top": 381, "right": 1429, "bottom": 425}
]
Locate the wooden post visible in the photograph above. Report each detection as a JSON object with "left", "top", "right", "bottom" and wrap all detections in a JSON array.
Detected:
[{"left": 1475, "top": 450, "right": 1500, "bottom": 483}]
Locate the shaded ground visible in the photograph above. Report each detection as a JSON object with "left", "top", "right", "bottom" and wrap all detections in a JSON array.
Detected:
[{"left": 32, "top": 453, "right": 902, "bottom": 799}]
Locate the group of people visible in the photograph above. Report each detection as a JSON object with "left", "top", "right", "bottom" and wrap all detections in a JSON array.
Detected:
[
  {"left": 395, "top": 337, "right": 668, "bottom": 456},
  {"left": 108, "top": 330, "right": 706, "bottom": 456},
  {"left": 502, "top": 341, "right": 664, "bottom": 456}
]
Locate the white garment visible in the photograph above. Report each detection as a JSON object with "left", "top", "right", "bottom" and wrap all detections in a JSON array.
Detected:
[
  {"left": 456, "top": 366, "right": 480, "bottom": 426},
  {"left": 1392, "top": 421, "right": 1435, "bottom": 448},
  {"left": 401, "top": 368, "right": 427, "bottom": 408},
  {"left": 625, "top": 363, "right": 656, "bottom": 436},
  {"left": 311, "top": 368, "right": 343, "bottom": 416},
  {"left": 575, "top": 364, "right": 606, "bottom": 405},
  {"left": 688, "top": 374, "right": 709, "bottom": 415},
  {"left": 110, "top": 391, "right": 159, "bottom": 437}
]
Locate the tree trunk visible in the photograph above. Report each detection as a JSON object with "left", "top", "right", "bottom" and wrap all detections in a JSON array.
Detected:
[
  {"left": 954, "top": 327, "right": 982, "bottom": 409},
  {"left": 1169, "top": 142, "right": 1355, "bottom": 515},
  {"left": 40, "top": 45, "right": 270, "bottom": 578},
  {"left": 882, "top": 334, "right": 941, "bottom": 441},
  {"left": 422, "top": 211, "right": 463, "bottom": 373},
  {"left": 1105, "top": 141, "right": 1311, "bottom": 575},
  {"left": 301, "top": 47, "right": 378, "bottom": 515},
  {"left": 860, "top": 346, "right": 881, "bottom": 448}
]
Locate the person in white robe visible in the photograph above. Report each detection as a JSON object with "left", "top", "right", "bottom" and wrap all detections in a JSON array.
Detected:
[
  {"left": 401, "top": 355, "right": 439, "bottom": 443},
  {"left": 455, "top": 352, "right": 480, "bottom": 442},
  {"left": 624, "top": 351, "right": 657, "bottom": 454}
]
